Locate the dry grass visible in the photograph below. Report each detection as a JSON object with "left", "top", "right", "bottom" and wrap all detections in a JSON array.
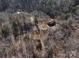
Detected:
[{"left": 0, "top": 12, "right": 79, "bottom": 58}]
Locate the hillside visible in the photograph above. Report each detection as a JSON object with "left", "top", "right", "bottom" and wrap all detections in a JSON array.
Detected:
[{"left": 0, "top": 0, "right": 79, "bottom": 58}]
